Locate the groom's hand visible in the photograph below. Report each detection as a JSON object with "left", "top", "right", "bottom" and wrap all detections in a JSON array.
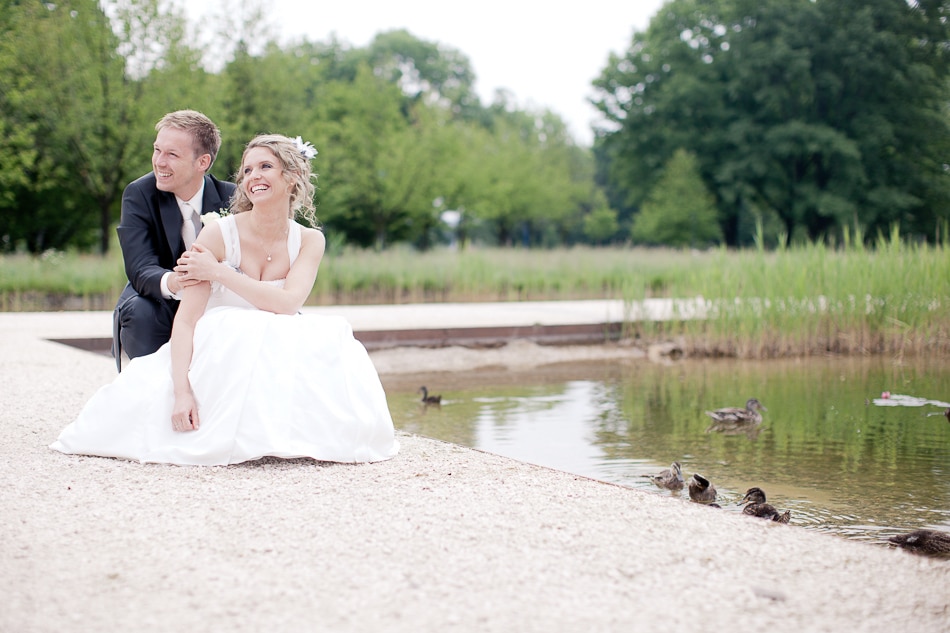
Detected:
[
  {"left": 176, "top": 244, "right": 220, "bottom": 283},
  {"left": 168, "top": 268, "right": 202, "bottom": 296}
]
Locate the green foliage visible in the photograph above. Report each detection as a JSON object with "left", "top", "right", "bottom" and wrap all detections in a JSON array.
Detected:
[
  {"left": 7, "top": 239, "right": 950, "bottom": 357},
  {"left": 313, "top": 66, "right": 417, "bottom": 248},
  {"left": 0, "top": 1, "right": 114, "bottom": 252},
  {"left": 647, "top": 226, "right": 950, "bottom": 357},
  {"left": 0, "top": 4, "right": 601, "bottom": 253},
  {"left": 630, "top": 149, "right": 722, "bottom": 247},
  {"left": 0, "top": 0, "right": 204, "bottom": 254},
  {"left": 583, "top": 207, "right": 620, "bottom": 244},
  {"left": 593, "top": 0, "right": 950, "bottom": 246},
  {"left": 218, "top": 42, "right": 319, "bottom": 177},
  {"left": 5, "top": 0, "right": 946, "bottom": 256},
  {"left": 364, "top": 29, "right": 480, "bottom": 116}
]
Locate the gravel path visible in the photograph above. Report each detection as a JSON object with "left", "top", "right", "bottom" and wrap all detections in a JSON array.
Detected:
[{"left": 2, "top": 312, "right": 948, "bottom": 632}]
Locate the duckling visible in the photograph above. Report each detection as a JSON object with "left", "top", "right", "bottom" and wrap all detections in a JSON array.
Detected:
[
  {"left": 705, "top": 398, "right": 767, "bottom": 426},
  {"left": 688, "top": 473, "right": 717, "bottom": 504},
  {"left": 418, "top": 386, "right": 441, "bottom": 405},
  {"left": 887, "top": 529, "right": 950, "bottom": 558},
  {"left": 740, "top": 487, "right": 791, "bottom": 523},
  {"left": 642, "top": 461, "right": 685, "bottom": 491}
]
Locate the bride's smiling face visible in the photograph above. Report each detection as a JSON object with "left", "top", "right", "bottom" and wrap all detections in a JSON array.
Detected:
[{"left": 241, "top": 147, "right": 289, "bottom": 206}]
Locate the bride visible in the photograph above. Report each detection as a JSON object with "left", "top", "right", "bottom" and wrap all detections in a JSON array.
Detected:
[{"left": 51, "top": 134, "right": 399, "bottom": 466}]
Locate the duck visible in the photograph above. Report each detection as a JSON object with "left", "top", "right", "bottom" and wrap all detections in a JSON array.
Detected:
[
  {"left": 887, "top": 529, "right": 950, "bottom": 558},
  {"left": 740, "top": 487, "right": 791, "bottom": 523},
  {"left": 688, "top": 473, "right": 717, "bottom": 504},
  {"left": 418, "top": 386, "right": 442, "bottom": 405},
  {"left": 705, "top": 398, "right": 767, "bottom": 427},
  {"left": 643, "top": 462, "right": 685, "bottom": 491}
]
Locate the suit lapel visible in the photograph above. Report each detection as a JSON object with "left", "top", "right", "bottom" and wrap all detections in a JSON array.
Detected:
[
  {"left": 159, "top": 193, "right": 183, "bottom": 259},
  {"left": 200, "top": 175, "right": 229, "bottom": 219}
]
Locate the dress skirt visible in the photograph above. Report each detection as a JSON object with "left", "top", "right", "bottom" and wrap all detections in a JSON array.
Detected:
[{"left": 51, "top": 306, "right": 399, "bottom": 466}]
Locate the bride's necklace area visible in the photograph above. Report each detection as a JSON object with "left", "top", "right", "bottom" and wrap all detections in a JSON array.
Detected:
[{"left": 253, "top": 220, "right": 288, "bottom": 262}]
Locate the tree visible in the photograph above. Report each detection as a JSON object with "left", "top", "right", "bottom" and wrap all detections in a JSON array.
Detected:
[
  {"left": 583, "top": 205, "right": 620, "bottom": 245},
  {"left": 93, "top": 0, "right": 222, "bottom": 253},
  {"left": 0, "top": 0, "right": 129, "bottom": 253},
  {"left": 364, "top": 29, "right": 481, "bottom": 119},
  {"left": 312, "top": 66, "right": 419, "bottom": 248},
  {"left": 462, "top": 98, "right": 595, "bottom": 246},
  {"left": 593, "top": 0, "right": 950, "bottom": 246},
  {"left": 129, "top": 2, "right": 225, "bottom": 180},
  {"left": 0, "top": 0, "right": 201, "bottom": 253},
  {"left": 631, "top": 149, "right": 722, "bottom": 247},
  {"left": 0, "top": 7, "right": 611, "bottom": 252}
]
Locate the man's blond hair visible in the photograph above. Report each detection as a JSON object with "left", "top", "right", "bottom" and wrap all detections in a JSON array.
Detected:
[{"left": 155, "top": 110, "right": 222, "bottom": 170}]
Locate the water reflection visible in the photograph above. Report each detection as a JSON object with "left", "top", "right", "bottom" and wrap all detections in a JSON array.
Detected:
[{"left": 384, "top": 356, "right": 950, "bottom": 546}]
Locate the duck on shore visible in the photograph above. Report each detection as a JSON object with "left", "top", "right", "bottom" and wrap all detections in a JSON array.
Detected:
[
  {"left": 740, "top": 487, "right": 791, "bottom": 523},
  {"left": 643, "top": 462, "right": 685, "bottom": 491},
  {"left": 887, "top": 529, "right": 950, "bottom": 558}
]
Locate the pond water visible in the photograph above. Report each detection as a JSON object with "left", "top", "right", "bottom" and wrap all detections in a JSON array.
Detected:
[{"left": 383, "top": 355, "right": 950, "bottom": 547}]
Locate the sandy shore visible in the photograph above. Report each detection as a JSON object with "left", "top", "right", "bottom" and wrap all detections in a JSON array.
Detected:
[{"left": 1, "top": 312, "right": 947, "bottom": 632}]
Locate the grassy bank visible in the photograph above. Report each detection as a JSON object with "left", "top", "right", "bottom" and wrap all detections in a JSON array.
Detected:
[
  {"left": 2, "top": 234, "right": 948, "bottom": 358},
  {"left": 0, "top": 244, "right": 686, "bottom": 307},
  {"left": 0, "top": 249, "right": 126, "bottom": 311},
  {"left": 630, "top": 236, "right": 950, "bottom": 358}
]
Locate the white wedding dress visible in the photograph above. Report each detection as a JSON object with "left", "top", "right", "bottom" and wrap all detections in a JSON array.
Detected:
[{"left": 51, "top": 215, "right": 399, "bottom": 466}]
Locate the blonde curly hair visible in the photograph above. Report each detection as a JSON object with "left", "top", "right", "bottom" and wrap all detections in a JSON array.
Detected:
[{"left": 230, "top": 134, "right": 318, "bottom": 227}]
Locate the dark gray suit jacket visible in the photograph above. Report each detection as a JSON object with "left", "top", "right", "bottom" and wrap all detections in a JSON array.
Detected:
[
  {"left": 112, "top": 172, "right": 236, "bottom": 369},
  {"left": 117, "top": 172, "right": 235, "bottom": 301}
]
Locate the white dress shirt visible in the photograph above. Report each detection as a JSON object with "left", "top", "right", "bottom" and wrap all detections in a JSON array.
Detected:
[{"left": 160, "top": 184, "right": 206, "bottom": 300}]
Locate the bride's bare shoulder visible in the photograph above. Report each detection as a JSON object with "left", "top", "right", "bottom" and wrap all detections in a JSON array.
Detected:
[{"left": 299, "top": 225, "right": 326, "bottom": 253}]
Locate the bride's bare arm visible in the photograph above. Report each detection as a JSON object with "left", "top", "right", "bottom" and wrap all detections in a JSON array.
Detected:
[
  {"left": 172, "top": 221, "right": 226, "bottom": 286},
  {"left": 169, "top": 282, "right": 211, "bottom": 432},
  {"left": 178, "top": 227, "right": 325, "bottom": 315}
]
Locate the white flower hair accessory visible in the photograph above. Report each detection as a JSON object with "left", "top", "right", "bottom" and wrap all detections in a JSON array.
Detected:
[{"left": 293, "top": 136, "right": 318, "bottom": 160}]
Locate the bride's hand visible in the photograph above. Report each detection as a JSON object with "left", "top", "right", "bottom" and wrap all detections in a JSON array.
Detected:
[
  {"left": 175, "top": 243, "right": 221, "bottom": 283},
  {"left": 172, "top": 392, "right": 200, "bottom": 432}
]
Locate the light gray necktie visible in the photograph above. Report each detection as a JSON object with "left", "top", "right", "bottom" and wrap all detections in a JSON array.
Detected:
[{"left": 181, "top": 202, "right": 200, "bottom": 249}]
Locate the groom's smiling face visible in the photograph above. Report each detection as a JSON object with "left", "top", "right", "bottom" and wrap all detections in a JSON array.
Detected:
[{"left": 152, "top": 127, "right": 210, "bottom": 200}]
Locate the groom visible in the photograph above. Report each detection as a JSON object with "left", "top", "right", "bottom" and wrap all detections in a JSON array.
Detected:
[{"left": 112, "top": 110, "right": 236, "bottom": 371}]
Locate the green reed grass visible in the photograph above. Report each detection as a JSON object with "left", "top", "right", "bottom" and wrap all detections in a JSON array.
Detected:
[
  {"left": 0, "top": 249, "right": 126, "bottom": 310},
  {"left": 2, "top": 234, "right": 948, "bottom": 357},
  {"left": 312, "top": 245, "right": 680, "bottom": 303},
  {"left": 630, "top": 232, "right": 950, "bottom": 357}
]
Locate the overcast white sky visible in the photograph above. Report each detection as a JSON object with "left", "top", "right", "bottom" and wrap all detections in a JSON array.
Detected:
[{"left": 186, "top": 1, "right": 667, "bottom": 145}]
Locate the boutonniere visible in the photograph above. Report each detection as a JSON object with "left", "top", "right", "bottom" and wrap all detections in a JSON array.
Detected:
[{"left": 201, "top": 207, "right": 231, "bottom": 225}]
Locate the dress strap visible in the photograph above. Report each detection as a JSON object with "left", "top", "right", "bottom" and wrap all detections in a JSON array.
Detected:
[
  {"left": 287, "top": 220, "right": 301, "bottom": 265},
  {"left": 217, "top": 215, "right": 242, "bottom": 267}
]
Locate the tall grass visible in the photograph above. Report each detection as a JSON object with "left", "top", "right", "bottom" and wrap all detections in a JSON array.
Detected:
[
  {"left": 2, "top": 234, "right": 948, "bottom": 357},
  {"left": 0, "top": 249, "right": 126, "bottom": 310},
  {"left": 311, "top": 244, "right": 690, "bottom": 303},
  {"left": 631, "top": 229, "right": 950, "bottom": 358}
]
